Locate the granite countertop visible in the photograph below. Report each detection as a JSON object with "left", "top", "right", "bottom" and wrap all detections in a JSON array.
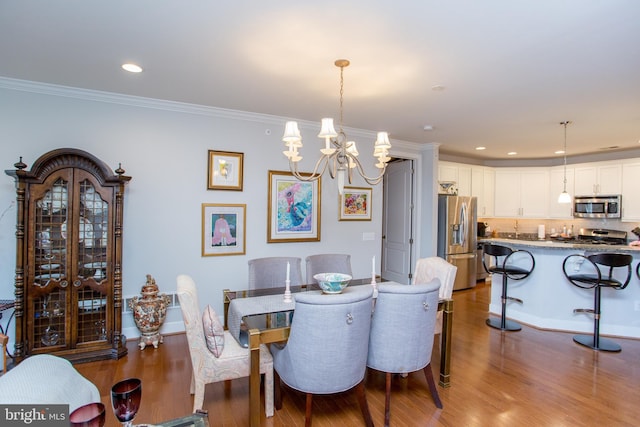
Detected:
[{"left": 479, "top": 236, "right": 640, "bottom": 252}]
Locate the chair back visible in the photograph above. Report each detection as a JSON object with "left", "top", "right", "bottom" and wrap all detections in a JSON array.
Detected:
[
  {"left": 273, "top": 285, "right": 374, "bottom": 394},
  {"left": 367, "top": 281, "right": 440, "bottom": 373},
  {"left": 563, "top": 253, "right": 633, "bottom": 290},
  {"left": 176, "top": 275, "right": 207, "bottom": 362},
  {"left": 412, "top": 256, "right": 457, "bottom": 300},
  {"left": 248, "top": 257, "right": 303, "bottom": 289},
  {"left": 483, "top": 243, "right": 535, "bottom": 279},
  {"left": 305, "top": 254, "right": 352, "bottom": 284}
]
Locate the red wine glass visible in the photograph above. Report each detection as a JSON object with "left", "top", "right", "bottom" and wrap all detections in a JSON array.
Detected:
[
  {"left": 110, "top": 378, "right": 142, "bottom": 427},
  {"left": 69, "top": 402, "right": 106, "bottom": 427}
]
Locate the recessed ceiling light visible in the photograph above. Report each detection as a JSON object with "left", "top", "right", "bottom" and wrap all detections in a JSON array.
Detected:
[
  {"left": 431, "top": 85, "right": 445, "bottom": 92},
  {"left": 555, "top": 150, "right": 565, "bottom": 154},
  {"left": 423, "top": 125, "right": 434, "bottom": 131},
  {"left": 122, "top": 63, "right": 143, "bottom": 73},
  {"left": 507, "top": 151, "right": 517, "bottom": 156},
  {"left": 475, "top": 146, "right": 486, "bottom": 151}
]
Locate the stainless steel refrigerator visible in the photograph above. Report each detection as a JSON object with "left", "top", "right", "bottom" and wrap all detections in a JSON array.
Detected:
[{"left": 437, "top": 195, "right": 477, "bottom": 290}]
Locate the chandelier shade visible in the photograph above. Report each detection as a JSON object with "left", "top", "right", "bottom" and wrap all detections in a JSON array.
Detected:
[{"left": 282, "top": 59, "right": 392, "bottom": 194}]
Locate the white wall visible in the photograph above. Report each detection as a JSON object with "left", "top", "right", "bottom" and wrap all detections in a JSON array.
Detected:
[{"left": 0, "top": 79, "right": 427, "bottom": 340}]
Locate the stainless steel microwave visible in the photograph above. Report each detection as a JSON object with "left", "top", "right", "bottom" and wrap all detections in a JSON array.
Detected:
[{"left": 573, "top": 195, "right": 621, "bottom": 218}]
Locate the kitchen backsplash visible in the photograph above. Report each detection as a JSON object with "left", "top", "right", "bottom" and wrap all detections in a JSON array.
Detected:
[{"left": 478, "top": 217, "right": 640, "bottom": 241}]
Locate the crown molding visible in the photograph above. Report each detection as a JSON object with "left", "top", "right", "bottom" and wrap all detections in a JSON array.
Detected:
[
  {"left": 0, "top": 76, "right": 286, "bottom": 125},
  {"left": 0, "top": 76, "right": 424, "bottom": 151}
]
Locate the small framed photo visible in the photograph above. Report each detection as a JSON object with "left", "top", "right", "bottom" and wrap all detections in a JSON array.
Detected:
[
  {"left": 202, "top": 203, "right": 246, "bottom": 256},
  {"left": 339, "top": 187, "right": 372, "bottom": 221},
  {"left": 207, "top": 150, "right": 244, "bottom": 191},
  {"left": 267, "top": 170, "right": 321, "bottom": 243}
]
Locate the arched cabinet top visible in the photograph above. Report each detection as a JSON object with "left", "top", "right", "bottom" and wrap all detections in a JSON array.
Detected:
[{"left": 6, "top": 148, "right": 131, "bottom": 186}]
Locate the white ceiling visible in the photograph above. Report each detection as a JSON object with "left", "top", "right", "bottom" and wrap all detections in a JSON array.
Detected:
[{"left": 1, "top": 1, "right": 639, "bottom": 161}]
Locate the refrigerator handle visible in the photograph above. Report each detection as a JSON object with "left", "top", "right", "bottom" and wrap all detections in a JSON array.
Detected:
[{"left": 459, "top": 201, "right": 467, "bottom": 246}]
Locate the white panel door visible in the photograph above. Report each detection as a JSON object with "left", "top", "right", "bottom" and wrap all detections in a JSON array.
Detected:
[{"left": 382, "top": 159, "right": 414, "bottom": 284}]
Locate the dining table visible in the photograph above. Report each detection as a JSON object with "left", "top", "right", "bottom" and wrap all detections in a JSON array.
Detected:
[{"left": 223, "top": 279, "right": 454, "bottom": 427}]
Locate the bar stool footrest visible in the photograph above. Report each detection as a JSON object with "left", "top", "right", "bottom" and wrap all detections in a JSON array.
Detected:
[
  {"left": 573, "top": 334, "right": 621, "bottom": 352},
  {"left": 486, "top": 317, "right": 521, "bottom": 331},
  {"left": 506, "top": 296, "right": 523, "bottom": 304},
  {"left": 573, "top": 308, "right": 594, "bottom": 315}
]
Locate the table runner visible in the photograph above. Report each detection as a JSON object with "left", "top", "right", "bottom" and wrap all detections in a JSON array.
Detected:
[{"left": 227, "top": 293, "right": 304, "bottom": 345}]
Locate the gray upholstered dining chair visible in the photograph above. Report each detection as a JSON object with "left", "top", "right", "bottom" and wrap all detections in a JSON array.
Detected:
[
  {"left": 305, "top": 253, "right": 352, "bottom": 284},
  {"left": 248, "top": 256, "right": 303, "bottom": 290},
  {"left": 367, "top": 281, "right": 443, "bottom": 426},
  {"left": 271, "top": 285, "right": 375, "bottom": 427}
]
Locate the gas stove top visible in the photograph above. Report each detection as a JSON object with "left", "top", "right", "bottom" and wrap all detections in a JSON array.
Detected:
[{"left": 577, "top": 228, "right": 628, "bottom": 245}]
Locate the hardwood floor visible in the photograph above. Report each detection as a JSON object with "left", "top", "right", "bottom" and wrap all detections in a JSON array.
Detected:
[{"left": 75, "top": 281, "right": 640, "bottom": 426}]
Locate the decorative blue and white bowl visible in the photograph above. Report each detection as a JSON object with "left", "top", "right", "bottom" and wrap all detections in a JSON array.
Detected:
[{"left": 314, "top": 273, "right": 352, "bottom": 294}]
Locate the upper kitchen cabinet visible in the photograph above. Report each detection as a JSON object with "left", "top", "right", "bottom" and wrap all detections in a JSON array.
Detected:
[
  {"left": 494, "top": 168, "right": 549, "bottom": 218},
  {"left": 621, "top": 162, "right": 640, "bottom": 221},
  {"left": 548, "top": 165, "right": 575, "bottom": 219},
  {"left": 438, "top": 161, "right": 472, "bottom": 196},
  {"left": 573, "top": 163, "right": 622, "bottom": 196},
  {"left": 472, "top": 166, "right": 495, "bottom": 217}
]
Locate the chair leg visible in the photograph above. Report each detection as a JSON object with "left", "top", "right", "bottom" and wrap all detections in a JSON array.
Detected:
[
  {"left": 192, "top": 379, "right": 205, "bottom": 412},
  {"left": 0, "top": 334, "right": 7, "bottom": 374},
  {"left": 274, "top": 371, "right": 283, "bottom": 410},
  {"left": 573, "top": 286, "right": 621, "bottom": 352},
  {"left": 422, "top": 363, "right": 443, "bottom": 409},
  {"left": 354, "top": 380, "right": 374, "bottom": 427},
  {"left": 264, "top": 367, "right": 274, "bottom": 417},
  {"left": 384, "top": 372, "right": 392, "bottom": 427},
  {"left": 486, "top": 274, "right": 521, "bottom": 331},
  {"left": 305, "top": 393, "right": 313, "bottom": 427}
]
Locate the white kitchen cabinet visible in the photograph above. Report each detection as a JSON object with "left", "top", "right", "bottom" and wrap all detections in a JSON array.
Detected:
[
  {"left": 548, "top": 166, "right": 574, "bottom": 219},
  {"left": 621, "top": 162, "right": 640, "bottom": 221},
  {"left": 472, "top": 166, "right": 495, "bottom": 217},
  {"left": 574, "top": 163, "right": 622, "bottom": 196},
  {"left": 438, "top": 161, "right": 472, "bottom": 196},
  {"left": 494, "top": 168, "right": 549, "bottom": 218}
]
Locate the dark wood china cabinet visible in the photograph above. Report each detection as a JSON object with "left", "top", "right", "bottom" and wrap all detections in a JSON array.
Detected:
[{"left": 5, "top": 148, "right": 131, "bottom": 363}]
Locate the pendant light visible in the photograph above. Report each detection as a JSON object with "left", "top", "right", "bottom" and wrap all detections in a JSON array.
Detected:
[{"left": 558, "top": 121, "right": 572, "bottom": 204}]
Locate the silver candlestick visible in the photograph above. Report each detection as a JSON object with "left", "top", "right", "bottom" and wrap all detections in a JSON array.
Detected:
[{"left": 283, "top": 279, "right": 292, "bottom": 303}]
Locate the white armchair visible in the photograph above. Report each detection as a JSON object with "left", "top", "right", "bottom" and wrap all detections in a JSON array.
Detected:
[
  {"left": 176, "top": 274, "right": 274, "bottom": 416},
  {"left": 0, "top": 354, "right": 100, "bottom": 412},
  {"left": 412, "top": 256, "right": 457, "bottom": 333}
]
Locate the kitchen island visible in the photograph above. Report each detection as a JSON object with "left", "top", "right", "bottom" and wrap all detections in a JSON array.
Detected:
[{"left": 479, "top": 238, "right": 640, "bottom": 339}]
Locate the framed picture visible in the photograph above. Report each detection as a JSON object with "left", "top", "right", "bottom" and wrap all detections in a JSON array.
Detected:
[
  {"left": 201, "top": 203, "right": 246, "bottom": 256},
  {"left": 207, "top": 150, "right": 244, "bottom": 191},
  {"left": 267, "top": 170, "right": 321, "bottom": 243},
  {"left": 339, "top": 187, "right": 372, "bottom": 221}
]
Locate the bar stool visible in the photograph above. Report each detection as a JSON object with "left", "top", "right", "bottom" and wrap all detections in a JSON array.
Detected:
[
  {"left": 562, "top": 253, "right": 632, "bottom": 352},
  {"left": 482, "top": 243, "right": 535, "bottom": 331}
]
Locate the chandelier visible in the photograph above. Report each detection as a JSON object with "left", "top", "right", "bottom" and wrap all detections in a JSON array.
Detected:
[
  {"left": 282, "top": 59, "right": 392, "bottom": 194},
  {"left": 558, "top": 120, "right": 572, "bottom": 204}
]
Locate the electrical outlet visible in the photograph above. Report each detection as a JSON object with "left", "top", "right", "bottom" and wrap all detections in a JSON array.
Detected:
[{"left": 635, "top": 300, "right": 640, "bottom": 312}]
